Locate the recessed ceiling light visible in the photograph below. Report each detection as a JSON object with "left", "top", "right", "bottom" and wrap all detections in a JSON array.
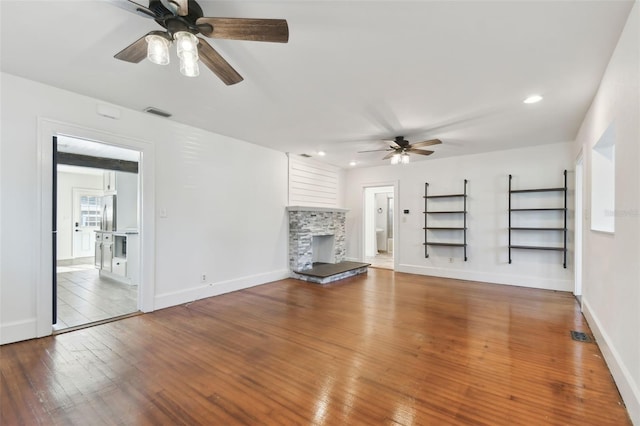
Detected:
[
  {"left": 523, "top": 94, "right": 543, "bottom": 104},
  {"left": 317, "top": 151, "right": 326, "bottom": 156},
  {"left": 349, "top": 161, "right": 357, "bottom": 166}
]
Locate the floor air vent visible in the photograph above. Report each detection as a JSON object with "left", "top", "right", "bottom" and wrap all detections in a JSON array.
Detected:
[{"left": 570, "top": 331, "right": 593, "bottom": 343}]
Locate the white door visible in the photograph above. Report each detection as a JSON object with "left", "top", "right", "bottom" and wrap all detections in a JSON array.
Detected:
[{"left": 72, "top": 189, "right": 103, "bottom": 259}]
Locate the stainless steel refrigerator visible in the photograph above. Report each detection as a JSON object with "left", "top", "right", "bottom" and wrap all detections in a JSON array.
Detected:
[{"left": 101, "top": 195, "right": 117, "bottom": 231}]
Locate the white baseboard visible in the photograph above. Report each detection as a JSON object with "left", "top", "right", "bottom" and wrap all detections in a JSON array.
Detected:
[
  {"left": 154, "top": 269, "right": 290, "bottom": 310},
  {"left": 0, "top": 318, "right": 37, "bottom": 345},
  {"left": 582, "top": 299, "right": 640, "bottom": 425},
  {"left": 396, "top": 263, "right": 573, "bottom": 291}
]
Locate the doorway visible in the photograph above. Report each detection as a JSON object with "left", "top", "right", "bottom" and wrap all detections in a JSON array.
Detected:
[
  {"left": 363, "top": 186, "right": 395, "bottom": 269},
  {"left": 54, "top": 136, "right": 141, "bottom": 331}
]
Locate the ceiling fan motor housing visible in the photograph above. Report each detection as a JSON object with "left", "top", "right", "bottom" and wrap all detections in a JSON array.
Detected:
[{"left": 150, "top": 0, "right": 207, "bottom": 36}]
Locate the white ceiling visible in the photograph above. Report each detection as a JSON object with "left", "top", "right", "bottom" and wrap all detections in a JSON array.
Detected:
[{"left": 1, "top": 1, "right": 634, "bottom": 168}]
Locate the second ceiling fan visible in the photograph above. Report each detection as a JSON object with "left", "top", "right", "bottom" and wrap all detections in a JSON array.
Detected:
[
  {"left": 359, "top": 136, "right": 442, "bottom": 164},
  {"left": 112, "top": 0, "right": 289, "bottom": 85}
]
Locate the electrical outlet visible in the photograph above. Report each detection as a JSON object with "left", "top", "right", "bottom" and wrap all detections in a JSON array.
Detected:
[
  {"left": 449, "top": 257, "right": 454, "bottom": 263},
  {"left": 201, "top": 274, "right": 206, "bottom": 282}
]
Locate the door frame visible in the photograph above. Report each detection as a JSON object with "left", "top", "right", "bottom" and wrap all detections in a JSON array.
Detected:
[
  {"left": 37, "top": 118, "right": 156, "bottom": 338},
  {"left": 71, "top": 187, "right": 103, "bottom": 259},
  {"left": 575, "top": 152, "right": 584, "bottom": 302},
  {"left": 361, "top": 181, "right": 399, "bottom": 269}
]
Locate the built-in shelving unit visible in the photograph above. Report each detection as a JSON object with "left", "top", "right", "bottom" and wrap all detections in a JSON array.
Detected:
[
  {"left": 508, "top": 170, "right": 567, "bottom": 268},
  {"left": 423, "top": 179, "right": 468, "bottom": 261}
]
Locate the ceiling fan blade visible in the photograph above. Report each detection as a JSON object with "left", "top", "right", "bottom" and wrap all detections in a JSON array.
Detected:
[
  {"left": 114, "top": 33, "right": 152, "bottom": 63},
  {"left": 196, "top": 18, "right": 289, "bottom": 43},
  {"left": 105, "top": 0, "right": 156, "bottom": 19},
  {"left": 406, "top": 149, "right": 434, "bottom": 156},
  {"left": 197, "top": 38, "right": 244, "bottom": 85},
  {"left": 382, "top": 151, "right": 399, "bottom": 160},
  {"left": 410, "top": 139, "right": 442, "bottom": 148},
  {"left": 357, "top": 149, "right": 393, "bottom": 153}
]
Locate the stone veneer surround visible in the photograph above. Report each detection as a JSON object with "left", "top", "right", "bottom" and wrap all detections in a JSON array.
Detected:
[{"left": 287, "top": 206, "right": 348, "bottom": 271}]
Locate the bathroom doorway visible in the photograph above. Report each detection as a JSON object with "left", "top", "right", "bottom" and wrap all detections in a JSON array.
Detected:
[{"left": 364, "top": 186, "right": 395, "bottom": 269}]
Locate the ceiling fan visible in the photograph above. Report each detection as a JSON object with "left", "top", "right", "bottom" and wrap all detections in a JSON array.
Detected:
[
  {"left": 111, "top": 0, "right": 289, "bottom": 85},
  {"left": 358, "top": 136, "right": 442, "bottom": 164}
]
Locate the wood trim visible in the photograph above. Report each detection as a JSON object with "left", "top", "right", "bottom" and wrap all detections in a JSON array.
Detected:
[{"left": 57, "top": 152, "right": 138, "bottom": 173}]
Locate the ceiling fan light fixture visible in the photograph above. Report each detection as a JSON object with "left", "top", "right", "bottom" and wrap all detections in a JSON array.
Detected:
[
  {"left": 145, "top": 34, "right": 170, "bottom": 65},
  {"left": 401, "top": 153, "right": 410, "bottom": 164},
  {"left": 180, "top": 52, "right": 200, "bottom": 77},
  {"left": 390, "top": 154, "right": 401, "bottom": 165},
  {"left": 175, "top": 31, "right": 199, "bottom": 60}
]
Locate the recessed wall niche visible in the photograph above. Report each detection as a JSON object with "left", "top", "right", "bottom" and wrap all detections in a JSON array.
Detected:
[{"left": 591, "top": 124, "right": 615, "bottom": 233}]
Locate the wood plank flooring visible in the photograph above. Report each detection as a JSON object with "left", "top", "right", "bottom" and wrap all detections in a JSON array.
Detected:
[
  {"left": 1, "top": 269, "right": 631, "bottom": 425},
  {"left": 55, "top": 265, "right": 138, "bottom": 330}
]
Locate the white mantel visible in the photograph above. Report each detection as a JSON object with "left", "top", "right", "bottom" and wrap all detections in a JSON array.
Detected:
[{"left": 287, "top": 206, "right": 349, "bottom": 213}]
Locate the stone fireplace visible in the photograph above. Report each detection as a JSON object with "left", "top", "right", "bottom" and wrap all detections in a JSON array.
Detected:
[
  {"left": 287, "top": 206, "right": 347, "bottom": 271},
  {"left": 287, "top": 206, "right": 369, "bottom": 284}
]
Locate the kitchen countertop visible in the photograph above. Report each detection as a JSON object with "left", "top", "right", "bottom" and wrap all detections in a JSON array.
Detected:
[{"left": 95, "top": 230, "right": 139, "bottom": 235}]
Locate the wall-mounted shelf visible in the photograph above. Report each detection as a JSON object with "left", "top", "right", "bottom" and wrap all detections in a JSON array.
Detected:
[
  {"left": 423, "top": 179, "right": 468, "bottom": 261},
  {"left": 508, "top": 170, "right": 567, "bottom": 268}
]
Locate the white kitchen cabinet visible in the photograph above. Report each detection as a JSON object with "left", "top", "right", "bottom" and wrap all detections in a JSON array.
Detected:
[
  {"left": 112, "top": 257, "right": 127, "bottom": 277},
  {"left": 94, "top": 231, "right": 113, "bottom": 272},
  {"left": 115, "top": 172, "right": 138, "bottom": 230},
  {"left": 103, "top": 170, "right": 116, "bottom": 194},
  {"left": 97, "top": 232, "right": 139, "bottom": 285},
  {"left": 102, "top": 170, "right": 139, "bottom": 231}
]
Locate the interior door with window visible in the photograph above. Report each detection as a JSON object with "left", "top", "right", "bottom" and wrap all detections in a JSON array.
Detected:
[{"left": 72, "top": 189, "right": 103, "bottom": 259}]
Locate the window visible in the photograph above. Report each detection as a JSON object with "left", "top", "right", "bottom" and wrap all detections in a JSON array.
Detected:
[
  {"left": 591, "top": 124, "right": 615, "bottom": 233},
  {"left": 80, "top": 195, "right": 102, "bottom": 227}
]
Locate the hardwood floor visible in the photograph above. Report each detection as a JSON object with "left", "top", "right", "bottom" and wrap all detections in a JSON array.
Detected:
[
  {"left": 1, "top": 269, "right": 631, "bottom": 425},
  {"left": 55, "top": 265, "right": 138, "bottom": 330}
]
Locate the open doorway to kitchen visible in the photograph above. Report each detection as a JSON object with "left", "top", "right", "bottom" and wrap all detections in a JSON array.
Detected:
[
  {"left": 363, "top": 186, "right": 395, "bottom": 269},
  {"left": 53, "top": 135, "right": 141, "bottom": 331}
]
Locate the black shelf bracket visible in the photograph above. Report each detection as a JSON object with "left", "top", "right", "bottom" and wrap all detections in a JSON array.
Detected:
[
  {"left": 424, "top": 182, "right": 429, "bottom": 258},
  {"left": 509, "top": 174, "right": 512, "bottom": 264}
]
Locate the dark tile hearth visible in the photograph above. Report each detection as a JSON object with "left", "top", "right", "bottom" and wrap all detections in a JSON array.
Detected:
[
  {"left": 295, "top": 261, "right": 370, "bottom": 278},
  {"left": 292, "top": 261, "right": 370, "bottom": 284}
]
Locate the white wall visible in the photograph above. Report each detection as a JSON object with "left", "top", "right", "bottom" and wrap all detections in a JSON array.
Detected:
[
  {"left": 345, "top": 143, "right": 574, "bottom": 291},
  {"left": 0, "top": 73, "right": 289, "bottom": 344},
  {"left": 288, "top": 155, "right": 342, "bottom": 207},
  {"left": 573, "top": 3, "right": 640, "bottom": 424},
  {"left": 56, "top": 170, "right": 103, "bottom": 260}
]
